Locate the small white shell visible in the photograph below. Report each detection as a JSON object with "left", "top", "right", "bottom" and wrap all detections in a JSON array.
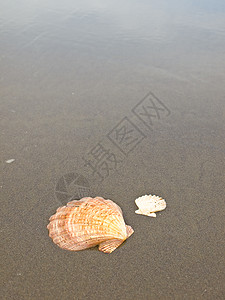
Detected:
[
  {"left": 6, "top": 159, "right": 15, "bottom": 164},
  {"left": 135, "top": 194, "right": 166, "bottom": 217}
]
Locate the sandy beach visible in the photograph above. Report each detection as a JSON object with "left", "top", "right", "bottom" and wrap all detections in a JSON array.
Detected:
[{"left": 1, "top": 1, "right": 225, "bottom": 299}]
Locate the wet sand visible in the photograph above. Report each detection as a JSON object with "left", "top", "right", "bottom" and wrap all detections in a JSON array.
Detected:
[{"left": 1, "top": 1, "right": 225, "bottom": 299}]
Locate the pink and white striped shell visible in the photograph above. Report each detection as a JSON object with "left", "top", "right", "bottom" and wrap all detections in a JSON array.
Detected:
[{"left": 47, "top": 197, "right": 134, "bottom": 253}]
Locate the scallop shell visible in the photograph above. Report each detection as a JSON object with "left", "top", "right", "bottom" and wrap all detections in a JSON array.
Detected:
[
  {"left": 47, "top": 197, "right": 134, "bottom": 253},
  {"left": 135, "top": 194, "right": 166, "bottom": 217}
]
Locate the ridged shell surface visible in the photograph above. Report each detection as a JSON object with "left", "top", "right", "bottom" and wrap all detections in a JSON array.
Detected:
[
  {"left": 135, "top": 194, "right": 166, "bottom": 217},
  {"left": 47, "top": 197, "right": 134, "bottom": 253}
]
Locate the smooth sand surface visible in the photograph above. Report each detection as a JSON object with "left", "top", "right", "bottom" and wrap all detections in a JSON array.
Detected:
[{"left": 1, "top": 1, "right": 225, "bottom": 299}]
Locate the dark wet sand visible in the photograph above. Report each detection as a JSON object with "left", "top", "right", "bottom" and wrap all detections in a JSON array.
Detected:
[{"left": 1, "top": 1, "right": 225, "bottom": 299}]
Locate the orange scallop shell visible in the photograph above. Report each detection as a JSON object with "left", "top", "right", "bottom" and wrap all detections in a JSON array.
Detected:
[{"left": 47, "top": 197, "right": 134, "bottom": 253}]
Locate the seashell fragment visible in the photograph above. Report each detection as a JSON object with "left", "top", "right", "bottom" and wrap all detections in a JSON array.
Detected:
[
  {"left": 47, "top": 197, "right": 134, "bottom": 253},
  {"left": 135, "top": 194, "right": 166, "bottom": 217},
  {"left": 6, "top": 159, "right": 15, "bottom": 163}
]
